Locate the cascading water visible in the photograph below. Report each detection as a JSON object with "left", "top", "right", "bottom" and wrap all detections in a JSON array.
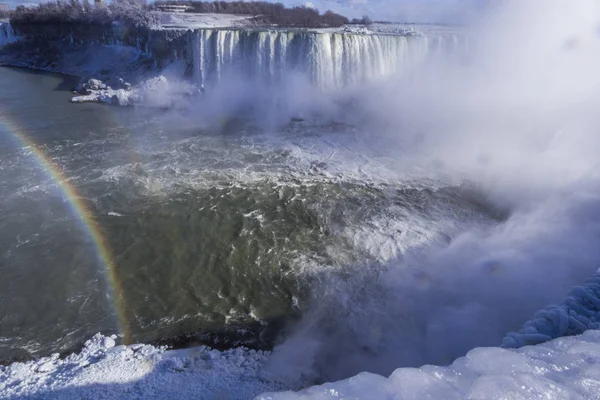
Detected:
[
  {"left": 192, "top": 29, "right": 461, "bottom": 90},
  {"left": 0, "top": 22, "right": 17, "bottom": 47}
]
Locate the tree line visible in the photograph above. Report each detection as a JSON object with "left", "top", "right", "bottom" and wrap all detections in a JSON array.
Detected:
[
  {"left": 154, "top": 1, "right": 350, "bottom": 28},
  {"left": 10, "top": 0, "right": 154, "bottom": 29},
  {"left": 8, "top": 0, "right": 364, "bottom": 31}
]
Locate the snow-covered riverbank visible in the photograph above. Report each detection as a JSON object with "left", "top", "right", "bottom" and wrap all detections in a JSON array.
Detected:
[
  {"left": 0, "top": 334, "right": 297, "bottom": 400},
  {"left": 3, "top": 329, "right": 600, "bottom": 399},
  {"left": 4, "top": 271, "right": 600, "bottom": 399}
]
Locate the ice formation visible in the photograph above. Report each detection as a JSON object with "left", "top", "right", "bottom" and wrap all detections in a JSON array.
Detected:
[
  {"left": 503, "top": 271, "right": 600, "bottom": 348},
  {"left": 71, "top": 75, "right": 187, "bottom": 107},
  {"left": 3, "top": 330, "right": 600, "bottom": 399},
  {"left": 261, "top": 330, "right": 600, "bottom": 400}
]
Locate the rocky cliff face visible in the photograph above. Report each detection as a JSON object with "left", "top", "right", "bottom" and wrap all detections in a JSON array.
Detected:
[
  {"left": 6, "top": 20, "right": 191, "bottom": 66},
  {"left": 1, "top": 21, "right": 194, "bottom": 81}
]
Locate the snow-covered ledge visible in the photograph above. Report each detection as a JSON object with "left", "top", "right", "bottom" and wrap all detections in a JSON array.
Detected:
[
  {"left": 2, "top": 329, "right": 600, "bottom": 399},
  {"left": 3, "top": 273, "right": 600, "bottom": 399},
  {"left": 262, "top": 330, "right": 600, "bottom": 399}
]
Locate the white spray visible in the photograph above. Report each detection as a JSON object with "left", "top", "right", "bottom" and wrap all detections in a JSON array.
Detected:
[{"left": 267, "top": 0, "right": 600, "bottom": 383}]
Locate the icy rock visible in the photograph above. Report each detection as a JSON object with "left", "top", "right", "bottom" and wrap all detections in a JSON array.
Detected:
[
  {"left": 113, "top": 89, "right": 137, "bottom": 106},
  {"left": 70, "top": 76, "right": 165, "bottom": 107},
  {"left": 503, "top": 272, "right": 600, "bottom": 348},
  {"left": 76, "top": 78, "right": 103, "bottom": 93},
  {"left": 106, "top": 345, "right": 131, "bottom": 357},
  {"left": 105, "top": 77, "right": 131, "bottom": 91},
  {"left": 261, "top": 331, "right": 600, "bottom": 400},
  {"left": 102, "top": 336, "right": 116, "bottom": 349},
  {"left": 35, "top": 362, "right": 56, "bottom": 373}
]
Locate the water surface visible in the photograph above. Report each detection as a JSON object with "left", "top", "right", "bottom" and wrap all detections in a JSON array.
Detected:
[{"left": 0, "top": 67, "right": 500, "bottom": 362}]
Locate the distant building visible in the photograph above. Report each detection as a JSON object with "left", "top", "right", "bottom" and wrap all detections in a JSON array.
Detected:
[
  {"left": 156, "top": 4, "right": 191, "bottom": 13},
  {"left": 0, "top": 3, "right": 10, "bottom": 13}
]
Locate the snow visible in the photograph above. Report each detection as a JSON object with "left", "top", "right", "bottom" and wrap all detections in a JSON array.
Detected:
[
  {"left": 155, "top": 12, "right": 255, "bottom": 30},
  {"left": 152, "top": 12, "right": 454, "bottom": 39},
  {"left": 0, "top": 333, "right": 297, "bottom": 399},
  {"left": 3, "top": 330, "right": 600, "bottom": 399},
  {"left": 261, "top": 330, "right": 600, "bottom": 400},
  {"left": 338, "top": 24, "right": 424, "bottom": 36}
]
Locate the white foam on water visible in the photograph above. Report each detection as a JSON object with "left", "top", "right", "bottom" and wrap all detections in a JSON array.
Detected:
[{"left": 259, "top": 0, "right": 600, "bottom": 385}]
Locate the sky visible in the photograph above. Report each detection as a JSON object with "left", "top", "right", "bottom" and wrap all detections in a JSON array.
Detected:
[
  {"left": 294, "top": 0, "right": 485, "bottom": 23},
  {"left": 3, "top": 0, "right": 485, "bottom": 24}
]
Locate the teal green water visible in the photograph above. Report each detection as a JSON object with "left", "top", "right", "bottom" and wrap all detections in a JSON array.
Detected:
[{"left": 0, "top": 67, "right": 500, "bottom": 362}]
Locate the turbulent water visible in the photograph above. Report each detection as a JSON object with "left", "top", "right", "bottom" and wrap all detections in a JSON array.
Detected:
[
  {"left": 2, "top": 3, "right": 600, "bottom": 396},
  {"left": 192, "top": 29, "right": 462, "bottom": 89},
  {"left": 0, "top": 66, "right": 501, "bottom": 363}
]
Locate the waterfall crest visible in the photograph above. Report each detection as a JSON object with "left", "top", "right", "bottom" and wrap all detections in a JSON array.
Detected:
[{"left": 192, "top": 30, "right": 461, "bottom": 90}]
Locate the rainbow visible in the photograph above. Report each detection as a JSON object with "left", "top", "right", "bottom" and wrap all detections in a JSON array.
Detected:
[{"left": 0, "top": 116, "right": 132, "bottom": 344}]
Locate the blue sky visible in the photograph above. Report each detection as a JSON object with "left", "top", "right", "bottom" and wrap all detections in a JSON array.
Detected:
[
  {"left": 286, "top": 0, "right": 486, "bottom": 23},
  {"left": 4, "top": 0, "right": 484, "bottom": 23}
]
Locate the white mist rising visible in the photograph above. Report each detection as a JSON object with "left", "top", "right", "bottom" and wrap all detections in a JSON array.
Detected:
[{"left": 267, "top": 0, "right": 600, "bottom": 383}]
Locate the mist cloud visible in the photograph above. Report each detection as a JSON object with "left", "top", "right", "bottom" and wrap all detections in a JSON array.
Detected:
[{"left": 267, "top": 0, "right": 600, "bottom": 383}]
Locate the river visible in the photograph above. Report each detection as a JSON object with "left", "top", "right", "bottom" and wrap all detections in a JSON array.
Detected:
[{"left": 0, "top": 66, "right": 500, "bottom": 364}]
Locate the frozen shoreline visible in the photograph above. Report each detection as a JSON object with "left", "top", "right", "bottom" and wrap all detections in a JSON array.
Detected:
[
  {"left": 3, "top": 329, "right": 600, "bottom": 399},
  {"left": 3, "top": 273, "right": 600, "bottom": 399},
  {"left": 0, "top": 334, "right": 300, "bottom": 400}
]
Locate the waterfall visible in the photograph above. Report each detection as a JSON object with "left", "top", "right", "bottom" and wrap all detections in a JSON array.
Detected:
[
  {"left": 0, "top": 22, "right": 17, "bottom": 48},
  {"left": 192, "top": 29, "right": 461, "bottom": 90}
]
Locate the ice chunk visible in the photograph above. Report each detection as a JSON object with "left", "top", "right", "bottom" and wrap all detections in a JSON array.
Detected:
[
  {"left": 259, "top": 332, "right": 600, "bottom": 400},
  {"left": 503, "top": 273, "right": 600, "bottom": 348}
]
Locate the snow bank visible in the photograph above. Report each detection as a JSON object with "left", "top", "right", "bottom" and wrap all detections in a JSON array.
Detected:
[
  {"left": 340, "top": 24, "right": 424, "bottom": 36},
  {"left": 261, "top": 330, "right": 600, "bottom": 400},
  {"left": 156, "top": 12, "right": 254, "bottom": 30},
  {"left": 503, "top": 271, "right": 600, "bottom": 348},
  {"left": 0, "top": 333, "right": 296, "bottom": 400},
  {"left": 5, "top": 330, "right": 600, "bottom": 399}
]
